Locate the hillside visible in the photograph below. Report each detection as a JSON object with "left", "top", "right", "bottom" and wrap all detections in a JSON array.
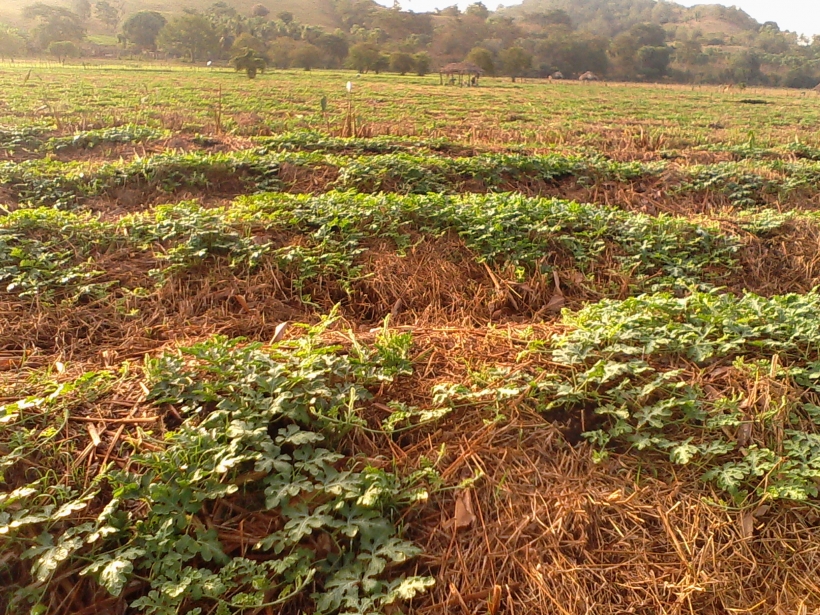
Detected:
[
  {"left": 1, "top": 0, "right": 815, "bottom": 88},
  {"left": 502, "top": 0, "right": 767, "bottom": 38},
  {"left": 0, "top": 0, "right": 785, "bottom": 42},
  {"left": 0, "top": 0, "right": 350, "bottom": 29}
]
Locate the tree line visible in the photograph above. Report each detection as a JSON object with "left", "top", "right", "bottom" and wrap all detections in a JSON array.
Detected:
[{"left": 2, "top": 0, "right": 820, "bottom": 88}]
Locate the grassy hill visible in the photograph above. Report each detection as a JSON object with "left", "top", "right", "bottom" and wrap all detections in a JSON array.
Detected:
[
  {"left": 501, "top": 0, "right": 766, "bottom": 38},
  {"left": 0, "top": 0, "right": 346, "bottom": 29},
  {"left": 0, "top": 0, "right": 778, "bottom": 42}
]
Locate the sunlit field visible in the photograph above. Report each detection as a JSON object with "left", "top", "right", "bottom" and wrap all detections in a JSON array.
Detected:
[{"left": 3, "top": 63, "right": 820, "bottom": 615}]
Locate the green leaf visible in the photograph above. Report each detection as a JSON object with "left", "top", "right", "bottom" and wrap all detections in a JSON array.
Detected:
[
  {"left": 100, "top": 557, "right": 134, "bottom": 596},
  {"left": 669, "top": 440, "right": 698, "bottom": 465},
  {"left": 383, "top": 576, "right": 436, "bottom": 605}
]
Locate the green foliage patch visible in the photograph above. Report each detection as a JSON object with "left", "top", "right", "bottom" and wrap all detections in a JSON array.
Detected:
[
  {"left": 1, "top": 148, "right": 658, "bottom": 209},
  {"left": 45, "top": 125, "right": 168, "bottom": 152},
  {"left": 0, "top": 150, "right": 288, "bottom": 209},
  {"left": 7, "top": 142, "right": 820, "bottom": 211},
  {"left": 0, "top": 324, "right": 433, "bottom": 614},
  {"left": 462, "top": 291, "right": 820, "bottom": 503},
  {"left": 0, "top": 193, "right": 741, "bottom": 304},
  {"left": 0, "top": 125, "right": 167, "bottom": 156},
  {"left": 550, "top": 291, "right": 820, "bottom": 502},
  {"left": 0, "top": 125, "right": 52, "bottom": 153},
  {"left": 0, "top": 208, "right": 112, "bottom": 300},
  {"left": 254, "top": 131, "right": 470, "bottom": 156}
]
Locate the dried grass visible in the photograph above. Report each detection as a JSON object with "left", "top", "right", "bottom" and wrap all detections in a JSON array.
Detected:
[
  {"left": 3, "top": 217, "right": 818, "bottom": 362},
  {"left": 5, "top": 177, "right": 820, "bottom": 615},
  {"left": 733, "top": 217, "right": 820, "bottom": 296},
  {"left": 347, "top": 326, "right": 820, "bottom": 615},
  {"left": 4, "top": 289, "right": 820, "bottom": 613}
]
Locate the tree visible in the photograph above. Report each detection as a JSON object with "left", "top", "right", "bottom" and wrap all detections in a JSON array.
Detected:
[
  {"left": 611, "top": 23, "right": 667, "bottom": 76},
  {"left": 372, "top": 8, "right": 432, "bottom": 41},
  {"left": 429, "top": 13, "right": 487, "bottom": 63},
  {"left": 466, "top": 47, "right": 495, "bottom": 75},
  {"left": 231, "top": 32, "right": 266, "bottom": 54},
  {"left": 337, "top": 0, "right": 376, "bottom": 30},
  {"left": 465, "top": 2, "right": 490, "bottom": 20},
  {"left": 291, "top": 44, "right": 322, "bottom": 70},
  {"left": 267, "top": 40, "right": 290, "bottom": 68},
  {"left": 122, "top": 11, "right": 166, "bottom": 51},
  {"left": 675, "top": 39, "right": 707, "bottom": 67},
  {"left": 413, "top": 51, "right": 430, "bottom": 75},
  {"left": 527, "top": 9, "right": 572, "bottom": 29},
  {"left": 72, "top": 0, "right": 91, "bottom": 21},
  {"left": 346, "top": 42, "right": 381, "bottom": 73},
  {"left": 630, "top": 23, "right": 666, "bottom": 47},
  {"left": 373, "top": 53, "right": 389, "bottom": 74},
  {"left": 610, "top": 32, "right": 639, "bottom": 74},
  {"left": 729, "top": 50, "right": 762, "bottom": 84},
  {"left": 756, "top": 27, "right": 790, "bottom": 55},
  {"left": 157, "top": 13, "right": 220, "bottom": 62},
  {"left": 277, "top": 11, "right": 294, "bottom": 25},
  {"left": 529, "top": 30, "right": 609, "bottom": 77},
  {"left": 784, "top": 67, "right": 818, "bottom": 89},
  {"left": 0, "top": 28, "right": 27, "bottom": 60},
  {"left": 389, "top": 51, "right": 414, "bottom": 75},
  {"left": 487, "top": 16, "right": 522, "bottom": 48},
  {"left": 232, "top": 48, "right": 266, "bottom": 78},
  {"left": 500, "top": 46, "right": 531, "bottom": 82},
  {"left": 316, "top": 33, "right": 348, "bottom": 67},
  {"left": 636, "top": 45, "right": 671, "bottom": 79},
  {"left": 48, "top": 39, "right": 79, "bottom": 63},
  {"left": 24, "top": 3, "right": 86, "bottom": 49},
  {"left": 94, "top": 1, "right": 120, "bottom": 30},
  {"left": 651, "top": 1, "right": 676, "bottom": 25},
  {"left": 209, "top": 2, "right": 236, "bottom": 18},
  {"left": 251, "top": 4, "right": 270, "bottom": 18}
]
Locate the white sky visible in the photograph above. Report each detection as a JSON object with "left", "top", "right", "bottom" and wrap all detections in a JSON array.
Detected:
[{"left": 378, "top": 1, "right": 820, "bottom": 37}]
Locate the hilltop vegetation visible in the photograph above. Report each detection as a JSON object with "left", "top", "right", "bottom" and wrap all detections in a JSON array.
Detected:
[
  {"left": 0, "top": 0, "right": 353, "bottom": 29},
  {"left": 1, "top": 0, "right": 820, "bottom": 86},
  {"left": 504, "top": 0, "right": 762, "bottom": 38}
]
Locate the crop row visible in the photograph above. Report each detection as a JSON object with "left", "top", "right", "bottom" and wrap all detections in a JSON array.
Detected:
[
  {"left": 261, "top": 132, "right": 820, "bottom": 165},
  {"left": 0, "top": 124, "right": 169, "bottom": 156},
  {"left": 0, "top": 324, "right": 433, "bottom": 614},
  {"left": 6, "top": 124, "right": 820, "bottom": 164},
  {"left": 5, "top": 146, "right": 820, "bottom": 210},
  {"left": 0, "top": 192, "right": 741, "bottom": 304},
  {"left": 440, "top": 290, "right": 820, "bottom": 502},
  {"left": 5, "top": 287, "right": 820, "bottom": 612},
  {"left": 0, "top": 149, "right": 655, "bottom": 210}
]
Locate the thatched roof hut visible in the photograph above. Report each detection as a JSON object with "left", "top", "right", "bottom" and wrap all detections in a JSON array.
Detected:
[
  {"left": 579, "top": 71, "right": 599, "bottom": 82},
  {"left": 551, "top": 71, "right": 564, "bottom": 80},
  {"left": 440, "top": 62, "right": 484, "bottom": 86}
]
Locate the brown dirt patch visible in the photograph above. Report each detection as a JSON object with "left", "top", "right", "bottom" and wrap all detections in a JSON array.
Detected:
[{"left": 0, "top": 183, "right": 16, "bottom": 209}]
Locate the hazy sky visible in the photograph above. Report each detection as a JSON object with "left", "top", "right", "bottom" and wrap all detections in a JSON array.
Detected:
[{"left": 377, "top": 1, "right": 820, "bottom": 37}]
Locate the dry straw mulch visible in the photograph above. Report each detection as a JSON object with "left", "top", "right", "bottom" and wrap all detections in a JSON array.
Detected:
[
  {"left": 3, "top": 243, "right": 820, "bottom": 614},
  {"left": 348, "top": 326, "right": 820, "bottom": 615}
]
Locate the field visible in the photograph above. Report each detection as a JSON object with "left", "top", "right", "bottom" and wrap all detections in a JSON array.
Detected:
[{"left": 3, "top": 64, "right": 820, "bottom": 615}]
